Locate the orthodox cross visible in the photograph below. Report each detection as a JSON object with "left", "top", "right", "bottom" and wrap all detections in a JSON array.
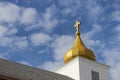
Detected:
[{"left": 74, "top": 21, "right": 81, "bottom": 32}]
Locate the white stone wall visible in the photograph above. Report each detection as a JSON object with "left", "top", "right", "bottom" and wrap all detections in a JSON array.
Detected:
[{"left": 56, "top": 56, "right": 109, "bottom": 80}]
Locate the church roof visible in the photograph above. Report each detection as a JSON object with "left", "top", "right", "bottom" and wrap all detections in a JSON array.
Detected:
[{"left": 0, "top": 58, "right": 73, "bottom": 80}]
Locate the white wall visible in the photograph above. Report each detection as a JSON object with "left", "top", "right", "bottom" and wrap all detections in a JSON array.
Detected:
[
  {"left": 56, "top": 57, "right": 80, "bottom": 80},
  {"left": 56, "top": 56, "right": 109, "bottom": 80},
  {"left": 79, "top": 57, "right": 109, "bottom": 80}
]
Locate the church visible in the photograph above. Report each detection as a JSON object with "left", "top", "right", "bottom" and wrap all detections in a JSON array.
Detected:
[{"left": 0, "top": 21, "right": 109, "bottom": 80}]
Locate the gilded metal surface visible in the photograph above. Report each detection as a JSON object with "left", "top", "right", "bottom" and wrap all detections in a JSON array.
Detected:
[
  {"left": 64, "top": 21, "right": 96, "bottom": 63},
  {"left": 74, "top": 21, "right": 81, "bottom": 32}
]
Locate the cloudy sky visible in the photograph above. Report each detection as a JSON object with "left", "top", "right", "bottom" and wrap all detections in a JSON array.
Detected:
[{"left": 0, "top": 0, "right": 120, "bottom": 80}]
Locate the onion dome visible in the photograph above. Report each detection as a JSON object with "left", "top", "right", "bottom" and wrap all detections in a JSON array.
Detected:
[{"left": 64, "top": 21, "right": 96, "bottom": 63}]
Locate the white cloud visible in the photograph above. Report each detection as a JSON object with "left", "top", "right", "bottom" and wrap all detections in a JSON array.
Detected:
[
  {"left": 0, "top": 2, "right": 59, "bottom": 32},
  {"left": 13, "top": 37, "right": 28, "bottom": 49},
  {"left": 0, "top": 25, "right": 7, "bottom": 37},
  {"left": 0, "top": 2, "right": 38, "bottom": 25},
  {"left": 0, "top": 2, "right": 20, "bottom": 23},
  {"left": 0, "top": 52, "right": 10, "bottom": 59},
  {"left": 102, "top": 48, "right": 120, "bottom": 66},
  {"left": 111, "top": 10, "right": 120, "bottom": 22},
  {"left": 0, "top": 36, "right": 28, "bottom": 50},
  {"left": 0, "top": 25, "right": 23, "bottom": 49},
  {"left": 81, "top": 24, "right": 102, "bottom": 48},
  {"left": 0, "top": 2, "right": 39, "bottom": 50},
  {"left": 110, "top": 64, "right": 120, "bottom": 80},
  {"left": 40, "top": 60, "right": 63, "bottom": 71},
  {"left": 7, "top": 28, "right": 18, "bottom": 36},
  {"left": 113, "top": 24, "right": 120, "bottom": 41},
  {"left": 36, "top": 5, "right": 59, "bottom": 31},
  {"left": 0, "top": 37, "right": 13, "bottom": 47},
  {"left": 21, "top": 8, "right": 37, "bottom": 24},
  {"left": 102, "top": 47, "right": 120, "bottom": 80},
  {"left": 86, "top": 0, "right": 104, "bottom": 22},
  {"left": 14, "top": 40, "right": 28, "bottom": 49},
  {"left": 58, "top": 0, "right": 104, "bottom": 19},
  {"left": 25, "top": 5, "right": 59, "bottom": 31},
  {"left": 101, "top": 24, "right": 120, "bottom": 80},
  {"left": 58, "top": 0, "right": 81, "bottom": 16},
  {"left": 0, "top": 25, "right": 17, "bottom": 37},
  {"left": 38, "top": 49, "right": 49, "bottom": 55},
  {"left": 61, "top": 8, "right": 71, "bottom": 16},
  {"left": 52, "top": 35, "right": 74, "bottom": 61},
  {"left": 114, "top": 24, "right": 120, "bottom": 32},
  {"left": 19, "top": 60, "right": 33, "bottom": 66},
  {"left": 113, "top": 1, "right": 120, "bottom": 10},
  {"left": 30, "top": 33, "right": 51, "bottom": 46}
]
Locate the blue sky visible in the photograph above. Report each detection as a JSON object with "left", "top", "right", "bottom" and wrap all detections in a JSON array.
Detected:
[{"left": 0, "top": 0, "right": 120, "bottom": 80}]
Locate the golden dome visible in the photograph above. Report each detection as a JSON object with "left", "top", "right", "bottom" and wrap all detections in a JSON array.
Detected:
[{"left": 64, "top": 21, "right": 96, "bottom": 63}]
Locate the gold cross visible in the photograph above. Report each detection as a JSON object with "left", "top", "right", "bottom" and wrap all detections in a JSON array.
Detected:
[{"left": 74, "top": 21, "right": 81, "bottom": 32}]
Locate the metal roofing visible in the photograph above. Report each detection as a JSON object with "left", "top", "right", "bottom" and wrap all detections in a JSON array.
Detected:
[{"left": 0, "top": 58, "right": 74, "bottom": 80}]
